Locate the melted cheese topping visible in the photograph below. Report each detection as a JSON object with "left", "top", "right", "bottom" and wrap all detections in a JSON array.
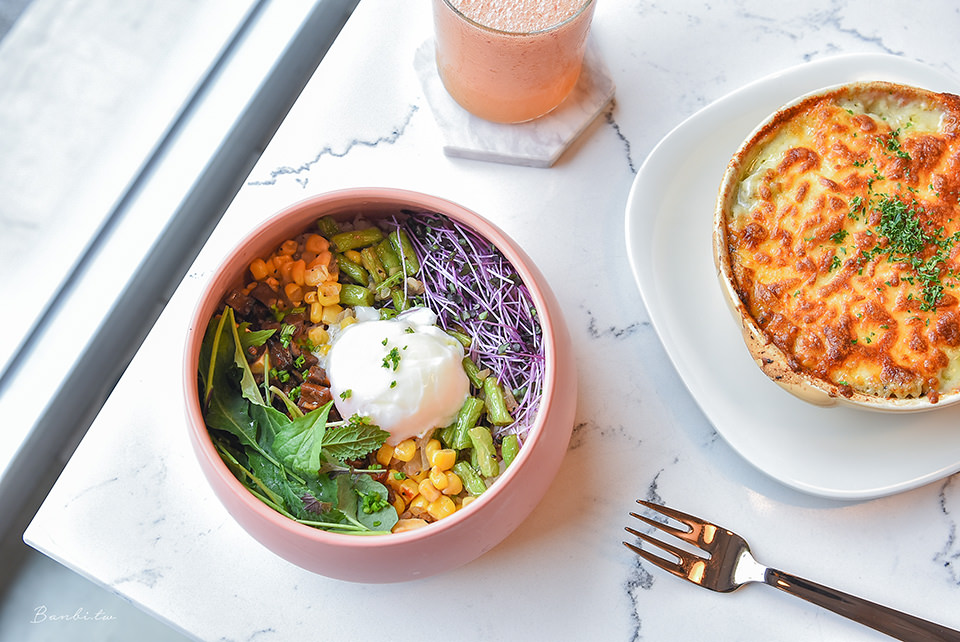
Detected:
[{"left": 724, "top": 84, "right": 960, "bottom": 402}]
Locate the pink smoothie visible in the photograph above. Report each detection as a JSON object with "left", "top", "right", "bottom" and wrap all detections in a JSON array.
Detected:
[{"left": 433, "top": 0, "right": 595, "bottom": 123}]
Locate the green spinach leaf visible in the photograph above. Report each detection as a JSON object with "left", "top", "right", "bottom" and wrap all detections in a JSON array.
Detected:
[
  {"left": 336, "top": 474, "right": 363, "bottom": 528},
  {"left": 198, "top": 315, "right": 220, "bottom": 397},
  {"left": 237, "top": 322, "right": 275, "bottom": 352},
  {"left": 202, "top": 307, "right": 280, "bottom": 467},
  {"left": 269, "top": 385, "right": 303, "bottom": 418},
  {"left": 272, "top": 402, "right": 333, "bottom": 476},
  {"left": 249, "top": 401, "right": 290, "bottom": 454},
  {"left": 244, "top": 450, "right": 293, "bottom": 511},
  {"left": 224, "top": 308, "right": 264, "bottom": 406},
  {"left": 352, "top": 474, "right": 397, "bottom": 532},
  {"left": 298, "top": 473, "right": 348, "bottom": 524},
  {"left": 201, "top": 309, "right": 232, "bottom": 404},
  {"left": 199, "top": 306, "right": 399, "bottom": 535},
  {"left": 205, "top": 381, "right": 264, "bottom": 457}
]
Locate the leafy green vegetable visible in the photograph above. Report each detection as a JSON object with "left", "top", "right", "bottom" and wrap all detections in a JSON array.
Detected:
[
  {"left": 352, "top": 474, "right": 397, "bottom": 531},
  {"left": 225, "top": 307, "right": 265, "bottom": 406},
  {"left": 272, "top": 402, "right": 332, "bottom": 476},
  {"left": 237, "top": 322, "right": 275, "bottom": 353},
  {"left": 202, "top": 307, "right": 280, "bottom": 467},
  {"left": 198, "top": 316, "right": 220, "bottom": 397},
  {"left": 877, "top": 196, "right": 926, "bottom": 255},
  {"left": 320, "top": 416, "right": 390, "bottom": 463},
  {"left": 246, "top": 450, "right": 299, "bottom": 512},
  {"left": 198, "top": 307, "right": 393, "bottom": 535},
  {"left": 862, "top": 195, "right": 960, "bottom": 311},
  {"left": 381, "top": 345, "right": 402, "bottom": 371},
  {"left": 334, "top": 475, "right": 363, "bottom": 527},
  {"left": 269, "top": 385, "right": 303, "bottom": 418},
  {"left": 205, "top": 383, "right": 262, "bottom": 455},
  {"left": 248, "top": 402, "right": 289, "bottom": 452}
]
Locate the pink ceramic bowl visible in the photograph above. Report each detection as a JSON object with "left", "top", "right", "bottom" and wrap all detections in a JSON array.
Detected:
[{"left": 183, "top": 188, "right": 576, "bottom": 583}]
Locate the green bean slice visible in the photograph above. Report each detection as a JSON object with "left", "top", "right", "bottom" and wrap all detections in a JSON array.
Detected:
[
  {"left": 339, "top": 284, "right": 374, "bottom": 307},
  {"left": 329, "top": 227, "right": 384, "bottom": 252},
  {"left": 483, "top": 377, "right": 514, "bottom": 426},
  {"left": 389, "top": 229, "right": 420, "bottom": 276}
]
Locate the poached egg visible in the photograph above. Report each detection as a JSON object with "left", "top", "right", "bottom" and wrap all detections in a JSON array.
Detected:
[{"left": 326, "top": 308, "right": 469, "bottom": 445}]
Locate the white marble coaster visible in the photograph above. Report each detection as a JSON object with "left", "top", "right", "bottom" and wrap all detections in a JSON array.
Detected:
[{"left": 414, "top": 38, "right": 615, "bottom": 167}]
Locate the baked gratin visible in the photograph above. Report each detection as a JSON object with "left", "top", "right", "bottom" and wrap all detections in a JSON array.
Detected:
[{"left": 715, "top": 81, "right": 960, "bottom": 408}]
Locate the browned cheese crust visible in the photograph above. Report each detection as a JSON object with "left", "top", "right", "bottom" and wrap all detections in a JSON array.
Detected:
[{"left": 718, "top": 82, "right": 960, "bottom": 404}]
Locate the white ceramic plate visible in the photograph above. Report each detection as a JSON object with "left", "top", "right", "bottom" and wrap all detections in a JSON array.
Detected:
[{"left": 625, "top": 53, "right": 960, "bottom": 500}]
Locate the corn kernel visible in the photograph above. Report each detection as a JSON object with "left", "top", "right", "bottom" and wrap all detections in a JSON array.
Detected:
[
  {"left": 461, "top": 496, "right": 477, "bottom": 509},
  {"left": 410, "top": 468, "right": 429, "bottom": 483},
  {"left": 291, "top": 259, "right": 306, "bottom": 286},
  {"left": 408, "top": 495, "right": 430, "bottom": 517},
  {"left": 424, "top": 439, "right": 441, "bottom": 464},
  {"left": 284, "top": 282, "right": 303, "bottom": 305},
  {"left": 393, "top": 439, "right": 416, "bottom": 462},
  {"left": 315, "top": 250, "right": 332, "bottom": 268},
  {"left": 317, "top": 344, "right": 331, "bottom": 357},
  {"left": 304, "top": 265, "right": 329, "bottom": 287},
  {"left": 384, "top": 469, "right": 405, "bottom": 490},
  {"left": 307, "top": 326, "right": 329, "bottom": 347},
  {"left": 376, "top": 444, "right": 394, "bottom": 467},
  {"left": 279, "top": 259, "right": 295, "bottom": 283},
  {"left": 321, "top": 304, "right": 343, "bottom": 324},
  {"left": 305, "top": 234, "right": 329, "bottom": 254},
  {"left": 316, "top": 292, "right": 339, "bottom": 306},
  {"left": 431, "top": 448, "right": 457, "bottom": 471},
  {"left": 398, "top": 479, "right": 419, "bottom": 502},
  {"left": 310, "top": 301, "right": 324, "bottom": 324},
  {"left": 340, "top": 316, "right": 357, "bottom": 328},
  {"left": 442, "top": 471, "right": 463, "bottom": 496},
  {"left": 249, "top": 258, "right": 269, "bottom": 281},
  {"left": 344, "top": 249, "right": 363, "bottom": 264},
  {"left": 427, "top": 496, "right": 457, "bottom": 521},
  {"left": 263, "top": 257, "right": 277, "bottom": 276},
  {"left": 318, "top": 281, "right": 341, "bottom": 297},
  {"left": 279, "top": 239, "right": 299, "bottom": 256},
  {"left": 304, "top": 290, "right": 317, "bottom": 305},
  {"left": 392, "top": 518, "right": 428, "bottom": 534},
  {"left": 418, "top": 479, "right": 441, "bottom": 502},
  {"left": 429, "top": 466, "right": 448, "bottom": 491}
]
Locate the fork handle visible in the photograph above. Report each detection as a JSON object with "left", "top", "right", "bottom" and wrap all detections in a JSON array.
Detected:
[{"left": 765, "top": 568, "right": 960, "bottom": 641}]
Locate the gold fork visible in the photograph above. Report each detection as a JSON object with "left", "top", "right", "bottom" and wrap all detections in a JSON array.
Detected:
[{"left": 624, "top": 500, "right": 960, "bottom": 641}]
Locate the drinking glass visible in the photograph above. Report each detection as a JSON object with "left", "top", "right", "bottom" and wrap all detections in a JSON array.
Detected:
[{"left": 432, "top": 0, "right": 597, "bottom": 124}]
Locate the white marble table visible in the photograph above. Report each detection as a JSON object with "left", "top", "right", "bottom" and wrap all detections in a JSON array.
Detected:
[{"left": 25, "top": 2, "right": 960, "bottom": 640}]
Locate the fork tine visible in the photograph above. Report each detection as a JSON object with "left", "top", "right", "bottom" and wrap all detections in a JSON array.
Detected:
[
  {"left": 636, "top": 499, "right": 705, "bottom": 531},
  {"left": 629, "top": 510, "right": 691, "bottom": 541},
  {"left": 623, "top": 524, "right": 702, "bottom": 567},
  {"left": 635, "top": 499, "right": 722, "bottom": 548},
  {"left": 621, "top": 538, "right": 688, "bottom": 580}
]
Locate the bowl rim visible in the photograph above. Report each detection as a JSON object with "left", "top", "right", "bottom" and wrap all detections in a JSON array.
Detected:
[
  {"left": 713, "top": 80, "right": 960, "bottom": 412},
  {"left": 183, "top": 187, "right": 560, "bottom": 547}
]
